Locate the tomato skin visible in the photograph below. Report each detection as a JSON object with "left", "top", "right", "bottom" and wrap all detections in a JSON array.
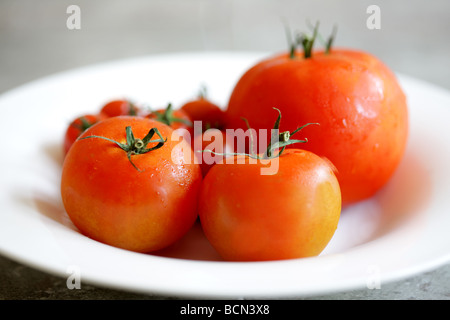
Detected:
[
  {"left": 198, "top": 149, "right": 341, "bottom": 261},
  {"left": 192, "top": 128, "right": 234, "bottom": 177},
  {"left": 146, "top": 105, "right": 193, "bottom": 143},
  {"left": 100, "top": 99, "right": 142, "bottom": 118},
  {"left": 146, "top": 107, "right": 192, "bottom": 132},
  {"left": 63, "top": 114, "right": 102, "bottom": 155},
  {"left": 225, "top": 49, "right": 408, "bottom": 206},
  {"left": 61, "top": 116, "right": 202, "bottom": 253},
  {"left": 180, "top": 98, "right": 225, "bottom": 133}
]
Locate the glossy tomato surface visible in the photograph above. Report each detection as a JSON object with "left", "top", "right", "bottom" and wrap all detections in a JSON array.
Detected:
[
  {"left": 225, "top": 49, "right": 408, "bottom": 206},
  {"left": 61, "top": 116, "right": 202, "bottom": 253},
  {"left": 199, "top": 149, "right": 341, "bottom": 261}
]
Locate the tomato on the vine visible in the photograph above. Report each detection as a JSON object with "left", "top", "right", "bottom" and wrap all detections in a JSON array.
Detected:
[
  {"left": 225, "top": 26, "right": 408, "bottom": 206},
  {"left": 199, "top": 109, "right": 341, "bottom": 261},
  {"left": 61, "top": 116, "right": 202, "bottom": 253}
]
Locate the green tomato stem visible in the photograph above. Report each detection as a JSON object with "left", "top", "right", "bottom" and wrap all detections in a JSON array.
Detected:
[
  {"left": 286, "top": 21, "right": 338, "bottom": 59},
  {"left": 199, "top": 108, "right": 318, "bottom": 161},
  {"left": 151, "top": 103, "right": 192, "bottom": 127},
  {"left": 79, "top": 126, "right": 167, "bottom": 172}
]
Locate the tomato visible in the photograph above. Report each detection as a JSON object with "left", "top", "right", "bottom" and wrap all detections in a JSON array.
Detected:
[
  {"left": 199, "top": 109, "right": 341, "bottom": 261},
  {"left": 61, "top": 116, "right": 202, "bottom": 253},
  {"left": 225, "top": 47, "right": 408, "bottom": 206},
  {"left": 63, "top": 114, "right": 102, "bottom": 155},
  {"left": 99, "top": 99, "right": 142, "bottom": 118},
  {"left": 147, "top": 103, "right": 193, "bottom": 140},
  {"left": 199, "top": 148, "right": 341, "bottom": 261},
  {"left": 180, "top": 96, "right": 225, "bottom": 134}
]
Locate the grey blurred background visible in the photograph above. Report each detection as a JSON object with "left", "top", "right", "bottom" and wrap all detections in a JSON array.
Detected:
[
  {"left": 1, "top": 0, "right": 449, "bottom": 94},
  {"left": 0, "top": 0, "right": 449, "bottom": 299}
]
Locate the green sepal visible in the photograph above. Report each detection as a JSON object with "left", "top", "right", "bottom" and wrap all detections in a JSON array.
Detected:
[
  {"left": 79, "top": 126, "right": 166, "bottom": 172},
  {"left": 197, "top": 108, "right": 318, "bottom": 161},
  {"left": 151, "top": 103, "right": 193, "bottom": 127}
]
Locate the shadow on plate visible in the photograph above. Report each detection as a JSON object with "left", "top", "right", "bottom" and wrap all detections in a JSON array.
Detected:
[
  {"left": 369, "top": 149, "right": 432, "bottom": 238},
  {"left": 152, "top": 221, "right": 223, "bottom": 261},
  {"left": 330, "top": 149, "right": 433, "bottom": 253},
  {"left": 42, "top": 141, "right": 65, "bottom": 168}
]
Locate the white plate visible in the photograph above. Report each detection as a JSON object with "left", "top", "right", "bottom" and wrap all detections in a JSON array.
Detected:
[{"left": 0, "top": 52, "right": 449, "bottom": 299}]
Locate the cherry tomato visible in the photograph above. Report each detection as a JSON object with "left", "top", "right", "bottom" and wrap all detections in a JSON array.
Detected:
[
  {"left": 199, "top": 148, "right": 341, "bottom": 261},
  {"left": 99, "top": 99, "right": 142, "bottom": 118},
  {"left": 63, "top": 114, "right": 102, "bottom": 155},
  {"left": 180, "top": 96, "right": 225, "bottom": 134},
  {"left": 147, "top": 103, "right": 193, "bottom": 142},
  {"left": 225, "top": 47, "right": 408, "bottom": 206},
  {"left": 61, "top": 116, "right": 202, "bottom": 253}
]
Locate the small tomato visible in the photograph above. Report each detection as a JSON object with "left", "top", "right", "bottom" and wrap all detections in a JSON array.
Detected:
[
  {"left": 63, "top": 114, "right": 102, "bottom": 155},
  {"left": 180, "top": 95, "right": 225, "bottom": 134},
  {"left": 99, "top": 99, "right": 142, "bottom": 118},
  {"left": 146, "top": 103, "right": 193, "bottom": 140}
]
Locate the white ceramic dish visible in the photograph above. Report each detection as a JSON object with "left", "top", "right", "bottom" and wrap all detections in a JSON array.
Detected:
[{"left": 0, "top": 52, "right": 449, "bottom": 299}]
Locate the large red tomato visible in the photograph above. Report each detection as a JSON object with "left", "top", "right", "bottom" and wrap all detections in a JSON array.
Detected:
[
  {"left": 225, "top": 48, "right": 408, "bottom": 206},
  {"left": 61, "top": 116, "right": 202, "bottom": 253}
]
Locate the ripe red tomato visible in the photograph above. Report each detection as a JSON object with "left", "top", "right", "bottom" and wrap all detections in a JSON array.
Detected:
[
  {"left": 63, "top": 114, "right": 102, "bottom": 155},
  {"left": 199, "top": 108, "right": 341, "bottom": 261},
  {"left": 225, "top": 48, "right": 408, "bottom": 206},
  {"left": 180, "top": 96, "right": 225, "bottom": 134},
  {"left": 146, "top": 103, "right": 193, "bottom": 141},
  {"left": 61, "top": 116, "right": 202, "bottom": 253},
  {"left": 99, "top": 99, "right": 142, "bottom": 118},
  {"left": 199, "top": 148, "right": 341, "bottom": 261}
]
